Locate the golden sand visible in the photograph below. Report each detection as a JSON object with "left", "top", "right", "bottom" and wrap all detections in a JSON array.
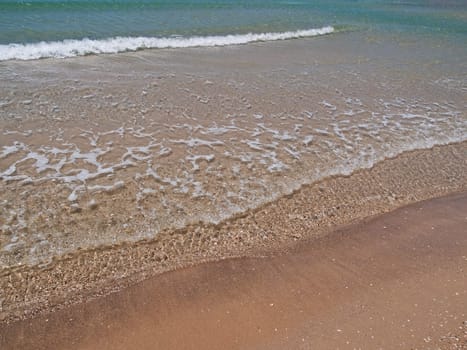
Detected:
[
  {"left": 1, "top": 141, "right": 465, "bottom": 323},
  {"left": 1, "top": 33, "right": 466, "bottom": 331},
  {"left": 1, "top": 190, "right": 466, "bottom": 349}
]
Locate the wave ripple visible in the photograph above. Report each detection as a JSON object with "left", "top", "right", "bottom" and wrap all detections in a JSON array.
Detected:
[{"left": 0, "top": 27, "right": 334, "bottom": 61}]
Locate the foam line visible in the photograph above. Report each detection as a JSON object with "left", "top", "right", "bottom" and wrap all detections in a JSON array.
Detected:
[{"left": 0, "top": 27, "right": 334, "bottom": 61}]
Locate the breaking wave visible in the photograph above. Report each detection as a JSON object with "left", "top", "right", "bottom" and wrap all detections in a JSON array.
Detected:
[{"left": 0, "top": 26, "right": 334, "bottom": 61}]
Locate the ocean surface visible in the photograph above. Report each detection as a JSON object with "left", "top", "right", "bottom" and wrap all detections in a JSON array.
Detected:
[
  {"left": 0, "top": 1, "right": 466, "bottom": 269},
  {"left": 0, "top": 0, "right": 466, "bottom": 60}
]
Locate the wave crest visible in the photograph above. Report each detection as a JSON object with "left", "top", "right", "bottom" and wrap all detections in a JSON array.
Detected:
[{"left": 0, "top": 27, "right": 334, "bottom": 61}]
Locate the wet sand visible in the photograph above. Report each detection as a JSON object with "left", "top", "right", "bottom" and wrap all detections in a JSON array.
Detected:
[
  {"left": 1, "top": 30, "right": 466, "bottom": 334},
  {"left": 1, "top": 191, "right": 466, "bottom": 349},
  {"left": 1, "top": 30, "right": 466, "bottom": 325},
  {"left": 1, "top": 142, "right": 466, "bottom": 324},
  {"left": 2, "top": 31, "right": 466, "bottom": 272}
]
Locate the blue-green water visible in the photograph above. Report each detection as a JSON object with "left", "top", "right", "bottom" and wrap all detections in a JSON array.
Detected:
[{"left": 0, "top": 0, "right": 466, "bottom": 60}]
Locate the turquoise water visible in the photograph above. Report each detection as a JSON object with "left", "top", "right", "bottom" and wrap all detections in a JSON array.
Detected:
[{"left": 0, "top": 0, "right": 466, "bottom": 59}]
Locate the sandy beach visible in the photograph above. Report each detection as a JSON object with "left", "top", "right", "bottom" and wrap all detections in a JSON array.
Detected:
[
  {"left": 1, "top": 30, "right": 466, "bottom": 324},
  {"left": 0, "top": 141, "right": 465, "bottom": 325},
  {"left": 1, "top": 11, "right": 466, "bottom": 348},
  {"left": 1, "top": 191, "right": 466, "bottom": 349}
]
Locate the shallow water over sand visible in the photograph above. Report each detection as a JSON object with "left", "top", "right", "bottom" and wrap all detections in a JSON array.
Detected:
[{"left": 0, "top": 31, "right": 466, "bottom": 268}]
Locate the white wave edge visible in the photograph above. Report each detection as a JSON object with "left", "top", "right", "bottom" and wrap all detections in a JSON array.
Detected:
[{"left": 0, "top": 26, "right": 334, "bottom": 61}]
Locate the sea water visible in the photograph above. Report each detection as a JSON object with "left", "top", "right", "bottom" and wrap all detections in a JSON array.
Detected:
[
  {"left": 0, "top": 0, "right": 466, "bottom": 268},
  {"left": 0, "top": 0, "right": 466, "bottom": 60}
]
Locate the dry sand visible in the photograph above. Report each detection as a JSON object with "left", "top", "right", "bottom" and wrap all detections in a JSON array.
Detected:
[{"left": 1, "top": 191, "right": 466, "bottom": 349}]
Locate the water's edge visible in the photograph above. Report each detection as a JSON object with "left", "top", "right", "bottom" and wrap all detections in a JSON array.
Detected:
[{"left": 1, "top": 141, "right": 465, "bottom": 324}]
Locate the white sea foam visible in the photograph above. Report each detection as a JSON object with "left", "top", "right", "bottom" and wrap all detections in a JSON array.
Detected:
[
  {"left": 1, "top": 88, "right": 466, "bottom": 268},
  {"left": 0, "top": 27, "right": 334, "bottom": 61}
]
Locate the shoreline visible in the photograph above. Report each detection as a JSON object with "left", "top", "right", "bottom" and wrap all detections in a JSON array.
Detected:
[
  {"left": 2, "top": 28, "right": 466, "bottom": 268},
  {"left": 1, "top": 141, "right": 466, "bottom": 324},
  {"left": 1, "top": 5, "right": 466, "bottom": 347},
  {"left": 1, "top": 187, "right": 466, "bottom": 349}
]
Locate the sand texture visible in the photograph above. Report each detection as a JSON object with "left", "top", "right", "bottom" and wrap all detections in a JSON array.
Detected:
[
  {"left": 1, "top": 31, "right": 466, "bottom": 332},
  {"left": 0, "top": 142, "right": 466, "bottom": 324},
  {"left": 1, "top": 191, "right": 466, "bottom": 349},
  {"left": 2, "top": 32, "right": 466, "bottom": 271}
]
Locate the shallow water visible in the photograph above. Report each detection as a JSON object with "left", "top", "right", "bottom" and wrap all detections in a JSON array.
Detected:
[
  {"left": 1, "top": 27, "right": 466, "bottom": 268},
  {"left": 1, "top": 0, "right": 467, "bottom": 269}
]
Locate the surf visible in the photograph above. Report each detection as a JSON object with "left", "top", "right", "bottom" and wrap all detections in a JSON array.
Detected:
[{"left": 0, "top": 27, "right": 334, "bottom": 61}]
